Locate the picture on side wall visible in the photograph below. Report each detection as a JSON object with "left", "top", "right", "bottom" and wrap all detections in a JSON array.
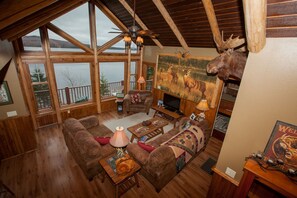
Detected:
[
  {"left": 264, "top": 120, "right": 297, "bottom": 169},
  {"left": 155, "top": 54, "right": 221, "bottom": 108},
  {"left": 0, "top": 81, "right": 13, "bottom": 106}
]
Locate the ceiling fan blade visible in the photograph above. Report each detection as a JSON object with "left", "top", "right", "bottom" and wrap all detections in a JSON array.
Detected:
[
  {"left": 111, "top": 27, "right": 121, "bottom": 31},
  {"left": 108, "top": 31, "right": 123, "bottom": 33},
  {"left": 138, "top": 30, "right": 159, "bottom": 38}
]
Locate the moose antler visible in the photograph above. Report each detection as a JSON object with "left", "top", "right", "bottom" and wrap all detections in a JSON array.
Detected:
[{"left": 214, "top": 31, "right": 246, "bottom": 52}]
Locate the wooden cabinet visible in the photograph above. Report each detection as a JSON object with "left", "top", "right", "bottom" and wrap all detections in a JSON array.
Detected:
[
  {"left": 235, "top": 159, "right": 297, "bottom": 198},
  {"left": 212, "top": 98, "right": 234, "bottom": 141},
  {"left": 212, "top": 80, "right": 238, "bottom": 141}
]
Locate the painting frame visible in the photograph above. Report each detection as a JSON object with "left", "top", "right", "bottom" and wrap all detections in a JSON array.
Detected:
[
  {"left": 0, "top": 81, "right": 13, "bottom": 106},
  {"left": 155, "top": 54, "right": 222, "bottom": 108},
  {"left": 264, "top": 120, "right": 297, "bottom": 169}
]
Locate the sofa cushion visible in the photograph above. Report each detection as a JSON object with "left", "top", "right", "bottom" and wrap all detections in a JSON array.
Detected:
[
  {"left": 130, "top": 93, "right": 141, "bottom": 103},
  {"left": 79, "top": 115, "right": 99, "bottom": 129},
  {"left": 88, "top": 124, "right": 114, "bottom": 137},
  {"left": 74, "top": 130, "right": 101, "bottom": 160},
  {"left": 63, "top": 118, "right": 86, "bottom": 136},
  {"left": 138, "top": 142, "right": 155, "bottom": 152},
  {"left": 94, "top": 137, "right": 110, "bottom": 145}
]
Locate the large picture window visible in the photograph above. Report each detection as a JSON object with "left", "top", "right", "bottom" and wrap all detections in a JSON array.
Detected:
[{"left": 100, "top": 62, "right": 124, "bottom": 98}]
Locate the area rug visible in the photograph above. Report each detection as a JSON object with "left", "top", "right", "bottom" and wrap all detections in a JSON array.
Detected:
[
  {"left": 103, "top": 109, "right": 173, "bottom": 142},
  {"left": 201, "top": 158, "right": 217, "bottom": 175}
]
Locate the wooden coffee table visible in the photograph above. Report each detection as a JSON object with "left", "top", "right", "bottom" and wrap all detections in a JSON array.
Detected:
[
  {"left": 127, "top": 117, "right": 169, "bottom": 143},
  {"left": 99, "top": 154, "right": 141, "bottom": 198}
]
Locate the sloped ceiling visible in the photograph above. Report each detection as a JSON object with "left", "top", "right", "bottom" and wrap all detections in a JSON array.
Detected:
[{"left": 0, "top": 0, "right": 296, "bottom": 48}]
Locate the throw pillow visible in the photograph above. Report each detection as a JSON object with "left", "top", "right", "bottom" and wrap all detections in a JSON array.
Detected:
[
  {"left": 130, "top": 93, "right": 141, "bottom": 104},
  {"left": 137, "top": 141, "right": 155, "bottom": 152},
  {"left": 94, "top": 137, "right": 110, "bottom": 145}
]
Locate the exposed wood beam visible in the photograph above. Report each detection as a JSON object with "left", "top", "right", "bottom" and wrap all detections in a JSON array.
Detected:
[
  {"left": 0, "top": 0, "right": 88, "bottom": 41},
  {"left": 12, "top": 39, "right": 38, "bottom": 130},
  {"left": 119, "top": 0, "right": 164, "bottom": 49},
  {"left": 0, "top": 0, "right": 57, "bottom": 30},
  {"left": 243, "top": 0, "right": 267, "bottom": 53},
  {"left": 46, "top": 23, "right": 94, "bottom": 54},
  {"left": 152, "top": 0, "right": 188, "bottom": 51},
  {"left": 201, "top": 0, "right": 223, "bottom": 47},
  {"left": 89, "top": 2, "right": 101, "bottom": 114},
  {"left": 92, "top": 0, "right": 128, "bottom": 32},
  {"left": 40, "top": 26, "right": 62, "bottom": 124},
  {"left": 97, "top": 35, "right": 123, "bottom": 54},
  {"left": 202, "top": 0, "right": 245, "bottom": 51}
]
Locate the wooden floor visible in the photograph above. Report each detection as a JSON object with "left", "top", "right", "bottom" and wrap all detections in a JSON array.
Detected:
[{"left": 0, "top": 111, "right": 222, "bottom": 198}]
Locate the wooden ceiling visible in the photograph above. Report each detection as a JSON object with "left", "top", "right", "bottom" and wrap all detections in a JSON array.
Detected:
[{"left": 0, "top": 0, "right": 296, "bottom": 48}]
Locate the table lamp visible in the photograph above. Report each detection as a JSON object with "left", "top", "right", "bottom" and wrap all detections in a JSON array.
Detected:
[
  {"left": 109, "top": 126, "right": 129, "bottom": 158},
  {"left": 137, "top": 76, "right": 145, "bottom": 90},
  {"left": 196, "top": 99, "right": 209, "bottom": 121}
]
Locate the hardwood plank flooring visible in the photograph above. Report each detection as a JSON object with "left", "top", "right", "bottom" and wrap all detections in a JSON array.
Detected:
[{"left": 0, "top": 111, "right": 222, "bottom": 198}]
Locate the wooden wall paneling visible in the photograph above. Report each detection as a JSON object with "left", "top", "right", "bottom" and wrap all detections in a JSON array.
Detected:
[
  {"left": 0, "top": 115, "right": 36, "bottom": 160},
  {"left": 152, "top": 0, "right": 187, "bottom": 50},
  {"left": 207, "top": 168, "right": 238, "bottom": 198},
  {"left": 100, "top": 99, "right": 117, "bottom": 113},
  {"left": 36, "top": 113, "right": 57, "bottom": 127},
  {"left": 60, "top": 104, "right": 98, "bottom": 121},
  {"left": 0, "top": 0, "right": 56, "bottom": 30}
]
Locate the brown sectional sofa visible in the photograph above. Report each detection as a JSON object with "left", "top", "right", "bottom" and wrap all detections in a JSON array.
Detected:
[
  {"left": 62, "top": 115, "right": 115, "bottom": 180},
  {"left": 127, "top": 117, "right": 211, "bottom": 192}
]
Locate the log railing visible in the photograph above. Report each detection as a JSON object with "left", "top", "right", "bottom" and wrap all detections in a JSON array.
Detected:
[{"left": 35, "top": 81, "right": 136, "bottom": 109}]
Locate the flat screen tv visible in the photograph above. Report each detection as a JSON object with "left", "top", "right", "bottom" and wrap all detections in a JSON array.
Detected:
[{"left": 163, "top": 93, "right": 180, "bottom": 112}]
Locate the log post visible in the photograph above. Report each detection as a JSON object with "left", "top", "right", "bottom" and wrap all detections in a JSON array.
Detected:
[{"left": 243, "top": 0, "right": 267, "bottom": 53}]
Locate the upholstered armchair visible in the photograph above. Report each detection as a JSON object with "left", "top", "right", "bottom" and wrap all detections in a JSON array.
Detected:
[{"left": 123, "top": 90, "right": 153, "bottom": 115}]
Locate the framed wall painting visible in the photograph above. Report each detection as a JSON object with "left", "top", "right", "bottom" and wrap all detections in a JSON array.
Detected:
[
  {"left": 0, "top": 81, "right": 13, "bottom": 105},
  {"left": 155, "top": 54, "right": 222, "bottom": 108},
  {"left": 264, "top": 120, "right": 297, "bottom": 169}
]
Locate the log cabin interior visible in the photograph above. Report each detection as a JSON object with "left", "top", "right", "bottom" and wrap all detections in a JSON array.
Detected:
[{"left": 0, "top": 0, "right": 296, "bottom": 197}]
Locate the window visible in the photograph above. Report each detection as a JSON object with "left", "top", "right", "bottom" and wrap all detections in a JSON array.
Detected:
[
  {"left": 100, "top": 62, "right": 124, "bottom": 98},
  {"left": 22, "top": 29, "right": 42, "bottom": 51},
  {"left": 28, "top": 63, "right": 52, "bottom": 111},
  {"left": 130, "top": 61, "right": 137, "bottom": 90},
  {"left": 49, "top": 3, "right": 90, "bottom": 52},
  {"left": 53, "top": 63, "right": 91, "bottom": 105}
]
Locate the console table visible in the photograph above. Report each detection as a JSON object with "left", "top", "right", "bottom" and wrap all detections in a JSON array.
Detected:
[
  {"left": 152, "top": 105, "right": 183, "bottom": 127},
  {"left": 235, "top": 159, "right": 297, "bottom": 198}
]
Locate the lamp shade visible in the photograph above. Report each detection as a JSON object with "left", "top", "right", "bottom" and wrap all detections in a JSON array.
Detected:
[
  {"left": 137, "top": 76, "right": 146, "bottom": 84},
  {"left": 109, "top": 126, "right": 129, "bottom": 148},
  {"left": 196, "top": 99, "right": 209, "bottom": 111}
]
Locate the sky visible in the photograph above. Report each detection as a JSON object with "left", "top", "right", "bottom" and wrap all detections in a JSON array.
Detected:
[{"left": 27, "top": 3, "right": 135, "bottom": 48}]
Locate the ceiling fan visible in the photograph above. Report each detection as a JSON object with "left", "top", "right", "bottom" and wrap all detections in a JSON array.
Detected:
[{"left": 109, "top": 0, "right": 159, "bottom": 44}]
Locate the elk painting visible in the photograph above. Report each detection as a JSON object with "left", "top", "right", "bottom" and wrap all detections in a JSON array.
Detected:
[
  {"left": 206, "top": 49, "right": 248, "bottom": 81},
  {"left": 156, "top": 55, "right": 220, "bottom": 107}
]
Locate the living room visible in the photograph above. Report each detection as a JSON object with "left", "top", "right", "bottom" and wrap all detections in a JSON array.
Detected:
[{"left": 1, "top": 0, "right": 297, "bottom": 197}]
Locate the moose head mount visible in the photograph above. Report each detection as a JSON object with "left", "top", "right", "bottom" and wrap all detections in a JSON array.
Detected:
[{"left": 207, "top": 32, "right": 248, "bottom": 81}]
